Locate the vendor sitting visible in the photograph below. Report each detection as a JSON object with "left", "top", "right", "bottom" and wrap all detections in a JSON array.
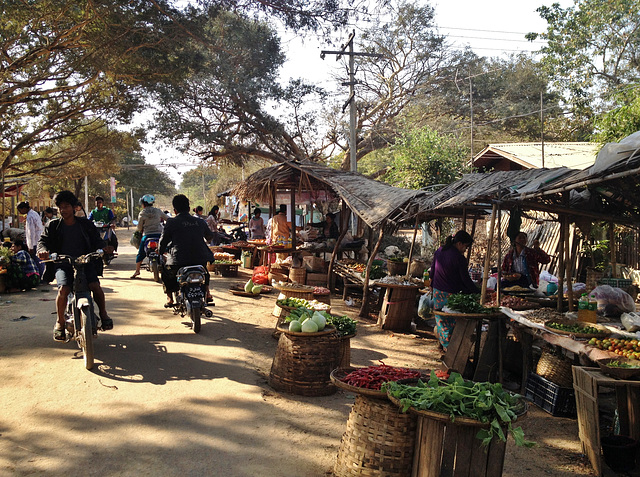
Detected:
[
  {"left": 6, "top": 239, "right": 40, "bottom": 292},
  {"left": 310, "top": 212, "right": 339, "bottom": 240},
  {"left": 501, "top": 232, "right": 550, "bottom": 289}
]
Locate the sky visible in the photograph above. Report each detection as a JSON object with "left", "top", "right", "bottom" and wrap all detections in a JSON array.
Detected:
[{"left": 147, "top": 0, "right": 571, "bottom": 184}]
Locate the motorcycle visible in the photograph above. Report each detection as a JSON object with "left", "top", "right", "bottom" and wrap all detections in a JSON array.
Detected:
[
  {"left": 93, "top": 221, "right": 118, "bottom": 265},
  {"left": 170, "top": 265, "right": 213, "bottom": 333},
  {"left": 214, "top": 223, "right": 247, "bottom": 245},
  {"left": 143, "top": 237, "right": 163, "bottom": 283},
  {"left": 46, "top": 251, "right": 105, "bottom": 370}
]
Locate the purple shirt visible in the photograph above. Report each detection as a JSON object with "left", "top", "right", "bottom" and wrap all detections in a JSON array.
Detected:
[{"left": 430, "top": 246, "right": 478, "bottom": 294}]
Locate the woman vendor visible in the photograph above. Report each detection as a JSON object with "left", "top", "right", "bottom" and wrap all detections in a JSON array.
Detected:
[
  {"left": 248, "top": 208, "right": 265, "bottom": 239},
  {"left": 310, "top": 212, "right": 339, "bottom": 240},
  {"left": 501, "top": 231, "right": 550, "bottom": 289},
  {"left": 430, "top": 230, "right": 478, "bottom": 350},
  {"left": 267, "top": 204, "right": 291, "bottom": 246}
]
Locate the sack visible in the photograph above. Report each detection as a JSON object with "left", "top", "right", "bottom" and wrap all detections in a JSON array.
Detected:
[
  {"left": 252, "top": 265, "right": 269, "bottom": 285},
  {"left": 418, "top": 293, "right": 433, "bottom": 319},
  {"left": 130, "top": 231, "right": 142, "bottom": 248},
  {"left": 590, "top": 285, "right": 636, "bottom": 317}
]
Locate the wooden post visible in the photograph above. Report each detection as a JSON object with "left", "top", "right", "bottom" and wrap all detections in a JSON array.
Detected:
[
  {"left": 462, "top": 207, "right": 467, "bottom": 232},
  {"left": 290, "top": 187, "right": 296, "bottom": 251},
  {"left": 557, "top": 215, "right": 565, "bottom": 312},
  {"left": 565, "top": 216, "right": 574, "bottom": 311},
  {"left": 610, "top": 222, "right": 617, "bottom": 277},
  {"left": 480, "top": 204, "right": 498, "bottom": 305},
  {"left": 328, "top": 203, "right": 350, "bottom": 292},
  {"left": 496, "top": 204, "right": 502, "bottom": 306},
  {"left": 466, "top": 217, "right": 477, "bottom": 262},
  {"left": 406, "top": 216, "right": 420, "bottom": 279},
  {"left": 360, "top": 227, "right": 385, "bottom": 318}
]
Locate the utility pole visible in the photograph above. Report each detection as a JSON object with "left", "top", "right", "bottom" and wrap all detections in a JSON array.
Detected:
[
  {"left": 540, "top": 91, "right": 545, "bottom": 168},
  {"left": 321, "top": 30, "right": 384, "bottom": 173}
]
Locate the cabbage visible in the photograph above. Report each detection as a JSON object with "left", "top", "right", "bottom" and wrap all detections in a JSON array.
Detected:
[
  {"left": 251, "top": 284, "right": 263, "bottom": 294},
  {"left": 301, "top": 319, "right": 319, "bottom": 333},
  {"left": 244, "top": 279, "right": 254, "bottom": 293},
  {"left": 311, "top": 311, "right": 326, "bottom": 331},
  {"left": 289, "top": 320, "right": 302, "bottom": 332}
]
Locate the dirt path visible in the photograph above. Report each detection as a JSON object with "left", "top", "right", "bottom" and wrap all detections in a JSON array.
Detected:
[{"left": 0, "top": 230, "right": 596, "bottom": 476}]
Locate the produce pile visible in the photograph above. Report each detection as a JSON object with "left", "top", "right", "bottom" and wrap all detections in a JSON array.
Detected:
[
  {"left": 214, "top": 259, "right": 241, "bottom": 265},
  {"left": 340, "top": 261, "right": 365, "bottom": 273},
  {"left": 286, "top": 308, "right": 357, "bottom": 336},
  {"left": 242, "top": 279, "right": 263, "bottom": 295},
  {"left": 503, "top": 285, "right": 533, "bottom": 292},
  {"left": 376, "top": 275, "right": 423, "bottom": 286},
  {"left": 546, "top": 321, "right": 602, "bottom": 334},
  {"left": 485, "top": 294, "right": 535, "bottom": 309},
  {"left": 285, "top": 309, "right": 329, "bottom": 333},
  {"left": 313, "top": 286, "right": 330, "bottom": 295},
  {"left": 214, "top": 252, "right": 235, "bottom": 261},
  {"left": 604, "top": 360, "right": 640, "bottom": 369},
  {"left": 340, "top": 363, "right": 421, "bottom": 390},
  {"left": 275, "top": 282, "right": 314, "bottom": 291},
  {"left": 588, "top": 338, "right": 640, "bottom": 360},
  {"left": 231, "top": 241, "right": 250, "bottom": 247},
  {"left": 276, "top": 297, "right": 330, "bottom": 311},
  {"left": 522, "top": 309, "right": 565, "bottom": 325},
  {"left": 446, "top": 293, "right": 500, "bottom": 314},
  {"left": 384, "top": 372, "right": 533, "bottom": 447}
]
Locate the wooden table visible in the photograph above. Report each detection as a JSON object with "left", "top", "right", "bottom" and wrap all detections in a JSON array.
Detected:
[
  {"left": 437, "top": 310, "right": 507, "bottom": 382},
  {"left": 572, "top": 366, "right": 640, "bottom": 476}
]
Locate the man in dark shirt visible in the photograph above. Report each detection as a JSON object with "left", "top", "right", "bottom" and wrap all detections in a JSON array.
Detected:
[
  {"left": 37, "top": 190, "right": 114, "bottom": 341},
  {"left": 159, "top": 194, "right": 214, "bottom": 306}
]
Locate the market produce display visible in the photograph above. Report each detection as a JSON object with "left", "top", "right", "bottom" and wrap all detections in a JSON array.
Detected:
[
  {"left": 274, "top": 282, "right": 314, "bottom": 292},
  {"left": 522, "top": 309, "right": 566, "bottom": 325},
  {"left": 285, "top": 308, "right": 355, "bottom": 336},
  {"left": 546, "top": 322, "right": 602, "bottom": 334},
  {"left": 276, "top": 297, "right": 330, "bottom": 311},
  {"left": 605, "top": 360, "right": 640, "bottom": 369},
  {"left": 384, "top": 372, "right": 533, "bottom": 447},
  {"left": 503, "top": 285, "right": 533, "bottom": 292},
  {"left": 286, "top": 310, "right": 328, "bottom": 333},
  {"left": 243, "top": 279, "right": 263, "bottom": 294},
  {"left": 588, "top": 338, "right": 640, "bottom": 360},
  {"left": 213, "top": 252, "right": 236, "bottom": 261},
  {"left": 376, "top": 275, "right": 423, "bottom": 286},
  {"left": 214, "top": 259, "right": 241, "bottom": 265},
  {"left": 340, "top": 363, "right": 421, "bottom": 390},
  {"left": 446, "top": 293, "right": 500, "bottom": 314},
  {"left": 312, "top": 286, "right": 330, "bottom": 295},
  {"left": 486, "top": 294, "right": 537, "bottom": 309}
]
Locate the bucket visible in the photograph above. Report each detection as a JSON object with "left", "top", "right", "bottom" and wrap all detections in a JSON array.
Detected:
[
  {"left": 546, "top": 282, "right": 558, "bottom": 295},
  {"left": 601, "top": 435, "right": 638, "bottom": 473},
  {"left": 242, "top": 253, "right": 252, "bottom": 268}
]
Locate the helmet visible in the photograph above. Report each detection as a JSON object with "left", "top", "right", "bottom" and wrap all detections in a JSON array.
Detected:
[{"left": 140, "top": 194, "right": 155, "bottom": 206}]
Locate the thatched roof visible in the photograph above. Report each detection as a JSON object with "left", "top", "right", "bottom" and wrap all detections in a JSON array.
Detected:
[{"left": 232, "top": 161, "right": 418, "bottom": 230}]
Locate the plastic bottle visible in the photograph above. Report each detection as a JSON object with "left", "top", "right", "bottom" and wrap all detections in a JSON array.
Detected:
[
  {"left": 587, "top": 295, "right": 598, "bottom": 323},
  {"left": 578, "top": 293, "right": 589, "bottom": 322},
  {"left": 423, "top": 268, "right": 431, "bottom": 287}
]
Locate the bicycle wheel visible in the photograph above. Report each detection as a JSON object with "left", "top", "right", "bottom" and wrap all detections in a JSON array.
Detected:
[
  {"left": 152, "top": 260, "right": 160, "bottom": 283},
  {"left": 80, "top": 307, "right": 95, "bottom": 369},
  {"left": 190, "top": 305, "right": 201, "bottom": 333}
]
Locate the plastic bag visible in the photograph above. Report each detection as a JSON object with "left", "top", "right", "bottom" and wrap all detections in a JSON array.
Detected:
[
  {"left": 621, "top": 312, "right": 640, "bottom": 332},
  {"left": 418, "top": 293, "right": 433, "bottom": 319},
  {"left": 590, "top": 285, "right": 636, "bottom": 317},
  {"left": 130, "top": 231, "right": 141, "bottom": 248}
]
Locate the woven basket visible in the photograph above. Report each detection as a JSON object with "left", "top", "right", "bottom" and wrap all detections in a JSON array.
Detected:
[
  {"left": 334, "top": 394, "right": 417, "bottom": 477},
  {"left": 268, "top": 328, "right": 340, "bottom": 396},
  {"left": 536, "top": 348, "right": 573, "bottom": 388},
  {"left": 289, "top": 267, "right": 307, "bottom": 285},
  {"left": 269, "top": 271, "right": 289, "bottom": 283},
  {"left": 337, "top": 334, "right": 355, "bottom": 368}
]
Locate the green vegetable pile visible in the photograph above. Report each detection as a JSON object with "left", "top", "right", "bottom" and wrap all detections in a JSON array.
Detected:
[
  {"left": 285, "top": 307, "right": 357, "bottom": 337},
  {"left": 547, "top": 322, "right": 601, "bottom": 334},
  {"left": 606, "top": 360, "right": 640, "bottom": 369},
  {"left": 383, "top": 372, "right": 534, "bottom": 447},
  {"left": 277, "top": 297, "right": 310, "bottom": 308},
  {"left": 446, "top": 294, "right": 499, "bottom": 314}
]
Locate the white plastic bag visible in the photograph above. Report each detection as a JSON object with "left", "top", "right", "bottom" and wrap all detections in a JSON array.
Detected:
[
  {"left": 418, "top": 293, "right": 433, "bottom": 319},
  {"left": 621, "top": 312, "right": 640, "bottom": 332},
  {"left": 590, "top": 285, "right": 636, "bottom": 316}
]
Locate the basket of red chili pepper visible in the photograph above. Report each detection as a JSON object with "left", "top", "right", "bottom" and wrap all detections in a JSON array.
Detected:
[{"left": 330, "top": 363, "right": 423, "bottom": 399}]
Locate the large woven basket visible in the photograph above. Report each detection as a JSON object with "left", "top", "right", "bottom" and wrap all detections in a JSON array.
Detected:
[
  {"left": 536, "top": 347, "right": 573, "bottom": 388},
  {"left": 269, "top": 271, "right": 289, "bottom": 283},
  {"left": 334, "top": 394, "right": 417, "bottom": 477},
  {"left": 268, "top": 327, "right": 340, "bottom": 396},
  {"left": 289, "top": 267, "right": 307, "bottom": 285}
]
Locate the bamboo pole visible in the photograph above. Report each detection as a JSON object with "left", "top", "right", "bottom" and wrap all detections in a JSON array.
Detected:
[
  {"left": 466, "top": 217, "right": 477, "bottom": 263},
  {"left": 610, "top": 222, "right": 617, "bottom": 277},
  {"left": 328, "top": 202, "right": 350, "bottom": 292},
  {"left": 360, "top": 227, "right": 385, "bottom": 318},
  {"left": 496, "top": 203, "right": 502, "bottom": 306},
  {"left": 462, "top": 207, "right": 467, "bottom": 232},
  {"left": 290, "top": 187, "right": 296, "bottom": 251},
  {"left": 564, "top": 216, "right": 574, "bottom": 311},
  {"left": 557, "top": 215, "right": 565, "bottom": 312},
  {"left": 405, "top": 216, "right": 420, "bottom": 279},
  {"left": 480, "top": 204, "right": 498, "bottom": 305}
]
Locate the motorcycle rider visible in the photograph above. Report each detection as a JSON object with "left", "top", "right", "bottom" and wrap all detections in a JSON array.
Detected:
[
  {"left": 89, "top": 196, "right": 118, "bottom": 257},
  {"left": 131, "top": 194, "right": 169, "bottom": 279},
  {"left": 159, "top": 194, "right": 214, "bottom": 307},
  {"left": 37, "top": 190, "right": 114, "bottom": 341}
]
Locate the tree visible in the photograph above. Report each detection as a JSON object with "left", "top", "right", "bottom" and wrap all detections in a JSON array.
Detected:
[
  {"left": 593, "top": 88, "right": 640, "bottom": 144},
  {"left": 529, "top": 0, "right": 640, "bottom": 132},
  {"left": 379, "top": 126, "right": 469, "bottom": 189}
]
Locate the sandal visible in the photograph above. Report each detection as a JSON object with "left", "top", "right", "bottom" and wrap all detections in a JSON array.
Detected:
[
  {"left": 164, "top": 302, "right": 175, "bottom": 308},
  {"left": 53, "top": 326, "right": 66, "bottom": 341},
  {"left": 130, "top": 272, "right": 140, "bottom": 279},
  {"left": 100, "top": 316, "right": 113, "bottom": 331}
]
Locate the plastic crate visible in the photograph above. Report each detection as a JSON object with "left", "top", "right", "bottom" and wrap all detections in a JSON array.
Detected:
[
  {"left": 597, "top": 278, "right": 632, "bottom": 288},
  {"left": 525, "top": 372, "right": 577, "bottom": 418}
]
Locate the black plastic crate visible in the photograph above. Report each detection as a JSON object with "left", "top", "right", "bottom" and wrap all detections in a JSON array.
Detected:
[{"left": 525, "top": 372, "right": 577, "bottom": 418}]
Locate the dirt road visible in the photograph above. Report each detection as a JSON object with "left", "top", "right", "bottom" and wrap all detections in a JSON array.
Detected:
[{"left": 0, "top": 232, "right": 596, "bottom": 476}]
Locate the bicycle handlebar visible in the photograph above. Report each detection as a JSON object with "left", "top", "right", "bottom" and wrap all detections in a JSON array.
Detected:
[{"left": 42, "top": 250, "right": 104, "bottom": 264}]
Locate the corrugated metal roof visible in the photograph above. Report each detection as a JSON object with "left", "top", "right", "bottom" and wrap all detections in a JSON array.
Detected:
[{"left": 474, "top": 142, "right": 600, "bottom": 170}]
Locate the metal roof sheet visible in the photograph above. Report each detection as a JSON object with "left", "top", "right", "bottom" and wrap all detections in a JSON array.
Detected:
[{"left": 474, "top": 142, "right": 600, "bottom": 170}]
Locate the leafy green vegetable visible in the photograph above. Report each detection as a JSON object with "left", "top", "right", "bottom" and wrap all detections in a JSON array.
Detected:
[
  {"left": 383, "top": 371, "right": 535, "bottom": 448},
  {"left": 446, "top": 294, "right": 499, "bottom": 314},
  {"left": 325, "top": 313, "right": 357, "bottom": 337}
]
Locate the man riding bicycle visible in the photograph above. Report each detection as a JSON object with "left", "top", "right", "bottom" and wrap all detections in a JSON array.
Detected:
[
  {"left": 37, "top": 191, "right": 114, "bottom": 341},
  {"left": 159, "top": 194, "right": 214, "bottom": 307}
]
